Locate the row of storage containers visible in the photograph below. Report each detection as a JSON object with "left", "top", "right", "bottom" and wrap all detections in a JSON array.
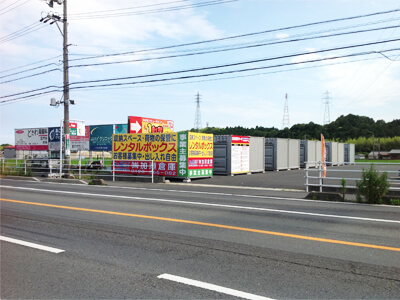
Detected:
[{"left": 214, "top": 136, "right": 355, "bottom": 175}]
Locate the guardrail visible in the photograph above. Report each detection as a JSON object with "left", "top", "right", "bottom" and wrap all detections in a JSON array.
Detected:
[
  {"left": 305, "top": 161, "right": 400, "bottom": 193},
  {"left": 0, "top": 158, "right": 156, "bottom": 183}
]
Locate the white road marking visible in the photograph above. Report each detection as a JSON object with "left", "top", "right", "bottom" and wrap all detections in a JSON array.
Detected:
[
  {"left": 2, "top": 185, "right": 400, "bottom": 224},
  {"left": 158, "top": 273, "right": 274, "bottom": 300},
  {"left": 0, "top": 236, "right": 65, "bottom": 253}
]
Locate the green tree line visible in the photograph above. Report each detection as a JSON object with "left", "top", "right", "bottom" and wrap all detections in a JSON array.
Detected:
[{"left": 198, "top": 114, "right": 400, "bottom": 152}]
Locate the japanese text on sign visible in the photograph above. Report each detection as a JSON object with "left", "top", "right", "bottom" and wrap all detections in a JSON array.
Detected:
[{"left": 113, "top": 133, "right": 177, "bottom": 162}]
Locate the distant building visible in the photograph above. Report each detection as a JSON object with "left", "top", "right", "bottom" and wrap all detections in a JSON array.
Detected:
[
  {"left": 3, "top": 146, "right": 16, "bottom": 159},
  {"left": 368, "top": 151, "right": 389, "bottom": 159},
  {"left": 389, "top": 149, "right": 400, "bottom": 160}
]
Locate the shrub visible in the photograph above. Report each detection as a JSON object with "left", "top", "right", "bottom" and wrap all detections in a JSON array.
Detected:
[
  {"left": 390, "top": 198, "right": 400, "bottom": 206},
  {"left": 356, "top": 165, "right": 389, "bottom": 204},
  {"left": 341, "top": 178, "right": 346, "bottom": 202}
]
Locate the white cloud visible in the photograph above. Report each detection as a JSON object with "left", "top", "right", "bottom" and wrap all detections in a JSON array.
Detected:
[{"left": 276, "top": 33, "right": 289, "bottom": 39}]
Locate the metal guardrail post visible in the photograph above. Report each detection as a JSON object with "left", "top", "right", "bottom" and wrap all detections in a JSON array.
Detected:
[
  {"left": 24, "top": 159, "right": 27, "bottom": 175},
  {"left": 319, "top": 162, "right": 322, "bottom": 192},
  {"left": 112, "top": 161, "right": 115, "bottom": 182},
  {"left": 79, "top": 157, "right": 81, "bottom": 180},
  {"left": 305, "top": 162, "right": 309, "bottom": 192},
  {"left": 151, "top": 159, "right": 154, "bottom": 184}
]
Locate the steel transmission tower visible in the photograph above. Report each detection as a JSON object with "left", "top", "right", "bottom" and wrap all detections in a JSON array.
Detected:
[
  {"left": 282, "top": 93, "right": 290, "bottom": 129},
  {"left": 194, "top": 92, "right": 202, "bottom": 132},
  {"left": 322, "top": 91, "right": 332, "bottom": 125}
]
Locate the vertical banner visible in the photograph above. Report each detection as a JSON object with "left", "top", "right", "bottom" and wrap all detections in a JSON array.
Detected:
[
  {"left": 90, "top": 125, "right": 113, "bottom": 151},
  {"left": 177, "top": 131, "right": 188, "bottom": 177},
  {"left": 321, "top": 134, "right": 327, "bottom": 178},
  {"left": 231, "top": 135, "right": 250, "bottom": 174}
]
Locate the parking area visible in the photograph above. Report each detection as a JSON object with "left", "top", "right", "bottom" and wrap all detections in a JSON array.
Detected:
[{"left": 184, "top": 164, "right": 400, "bottom": 191}]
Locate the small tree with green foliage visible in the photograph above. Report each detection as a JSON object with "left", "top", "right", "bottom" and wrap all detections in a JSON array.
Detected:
[{"left": 356, "top": 165, "right": 390, "bottom": 204}]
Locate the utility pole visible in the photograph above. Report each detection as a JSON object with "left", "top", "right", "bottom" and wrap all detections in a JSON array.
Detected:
[
  {"left": 41, "top": 0, "right": 71, "bottom": 173},
  {"left": 62, "top": 0, "right": 70, "bottom": 172}
]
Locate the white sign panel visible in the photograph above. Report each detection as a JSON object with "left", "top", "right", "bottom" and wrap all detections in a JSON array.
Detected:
[{"left": 15, "top": 128, "right": 48, "bottom": 151}]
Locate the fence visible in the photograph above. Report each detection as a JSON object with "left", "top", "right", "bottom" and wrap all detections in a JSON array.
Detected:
[
  {"left": 305, "top": 161, "right": 400, "bottom": 193},
  {"left": 0, "top": 158, "right": 156, "bottom": 183}
]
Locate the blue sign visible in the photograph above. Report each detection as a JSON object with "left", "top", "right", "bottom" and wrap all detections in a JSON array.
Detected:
[
  {"left": 48, "top": 127, "right": 61, "bottom": 143},
  {"left": 89, "top": 125, "right": 113, "bottom": 151}
]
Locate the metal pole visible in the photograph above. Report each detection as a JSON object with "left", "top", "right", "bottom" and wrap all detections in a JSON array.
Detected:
[
  {"left": 24, "top": 159, "right": 26, "bottom": 175},
  {"left": 60, "top": 119, "right": 62, "bottom": 176},
  {"left": 305, "top": 161, "right": 309, "bottom": 192},
  {"left": 319, "top": 161, "right": 322, "bottom": 192},
  {"left": 79, "top": 152, "right": 81, "bottom": 179},
  {"left": 63, "top": 0, "right": 70, "bottom": 172},
  {"left": 112, "top": 161, "right": 115, "bottom": 182},
  {"left": 152, "top": 160, "right": 155, "bottom": 183}
]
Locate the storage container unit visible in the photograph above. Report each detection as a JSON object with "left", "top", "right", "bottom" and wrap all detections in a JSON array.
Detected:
[
  {"left": 326, "top": 141, "right": 338, "bottom": 166},
  {"left": 300, "top": 140, "right": 317, "bottom": 168},
  {"left": 213, "top": 135, "right": 250, "bottom": 175},
  {"left": 315, "top": 141, "right": 322, "bottom": 164},
  {"left": 337, "top": 143, "right": 345, "bottom": 166},
  {"left": 344, "top": 143, "right": 355, "bottom": 164},
  {"left": 265, "top": 138, "right": 300, "bottom": 171},
  {"left": 249, "top": 136, "right": 265, "bottom": 173}
]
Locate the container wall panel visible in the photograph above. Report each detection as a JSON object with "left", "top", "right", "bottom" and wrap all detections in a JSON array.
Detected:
[
  {"left": 288, "top": 139, "right": 300, "bottom": 169},
  {"left": 213, "top": 144, "right": 229, "bottom": 175},
  {"left": 265, "top": 139, "right": 276, "bottom": 171},
  {"left": 250, "top": 136, "right": 265, "bottom": 173},
  {"left": 315, "top": 141, "right": 322, "bottom": 164},
  {"left": 337, "top": 143, "right": 345, "bottom": 165},
  {"left": 276, "top": 138, "right": 289, "bottom": 170}
]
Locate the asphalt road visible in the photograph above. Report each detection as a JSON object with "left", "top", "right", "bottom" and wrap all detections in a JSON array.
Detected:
[{"left": 1, "top": 177, "right": 400, "bottom": 299}]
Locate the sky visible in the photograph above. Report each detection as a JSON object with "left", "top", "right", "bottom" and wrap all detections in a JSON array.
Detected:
[{"left": 1, "top": 0, "right": 400, "bottom": 145}]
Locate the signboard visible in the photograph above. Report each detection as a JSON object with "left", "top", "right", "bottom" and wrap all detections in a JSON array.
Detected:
[
  {"left": 15, "top": 128, "right": 48, "bottom": 151},
  {"left": 128, "top": 116, "right": 174, "bottom": 134},
  {"left": 71, "top": 125, "right": 90, "bottom": 151},
  {"left": 231, "top": 135, "right": 250, "bottom": 174},
  {"left": 113, "top": 132, "right": 213, "bottom": 178},
  {"left": 114, "top": 124, "right": 128, "bottom": 134},
  {"left": 90, "top": 125, "right": 113, "bottom": 151},
  {"left": 48, "top": 127, "right": 62, "bottom": 151},
  {"left": 113, "top": 132, "right": 178, "bottom": 176},
  {"left": 178, "top": 132, "right": 213, "bottom": 178},
  {"left": 68, "top": 121, "right": 85, "bottom": 136}
]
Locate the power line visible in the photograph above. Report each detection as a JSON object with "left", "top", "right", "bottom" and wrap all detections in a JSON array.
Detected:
[
  {"left": 0, "top": 0, "right": 30, "bottom": 16},
  {"left": 68, "top": 0, "right": 237, "bottom": 20},
  {"left": 67, "top": 24, "right": 400, "bottom": 70},
  {"left": 3, "top": 46, "right": 399, "bottom": 104},
  {"left": 67, "top": 7, "right": 400, "bottom": 62},
  {"left": 67, "top": 38, "right": 400, "bottom": 88}
]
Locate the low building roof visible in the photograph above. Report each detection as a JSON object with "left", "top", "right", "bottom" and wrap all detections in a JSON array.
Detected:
[{"left": 389, "top": 149, "right": 400, "bottom": 154}]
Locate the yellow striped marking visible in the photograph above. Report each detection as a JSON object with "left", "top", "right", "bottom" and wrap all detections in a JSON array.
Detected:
[{"left": 1, "top": 198, "right": 400, "bottom": 252}]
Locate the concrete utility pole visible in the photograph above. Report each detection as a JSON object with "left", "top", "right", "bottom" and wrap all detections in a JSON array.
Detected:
[
  {"left": 62, "top": 0, "right": 70, "bottom": 171},
  {"left": 42, "top": 0, "right": 71, "bottom": 173}
]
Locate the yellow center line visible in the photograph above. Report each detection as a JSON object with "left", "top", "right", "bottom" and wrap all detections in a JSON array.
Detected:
[{"left": 1, "top": 198, "right": 400, "bottom": 252}]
